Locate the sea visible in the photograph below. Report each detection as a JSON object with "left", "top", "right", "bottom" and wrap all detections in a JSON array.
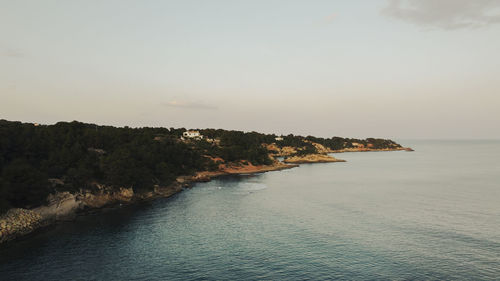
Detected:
[{"left": 0, "top": 140, "right": 499, "bottom": 280}]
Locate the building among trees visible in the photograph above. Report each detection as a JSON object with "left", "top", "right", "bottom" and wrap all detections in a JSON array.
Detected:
[{"left": 182, "top": 130, "right": 203, "bottom": 140}]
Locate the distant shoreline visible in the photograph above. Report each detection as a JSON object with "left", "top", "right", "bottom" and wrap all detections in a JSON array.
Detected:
[{"left": 329, "top": 147, "right": 414, "bottom": 153}]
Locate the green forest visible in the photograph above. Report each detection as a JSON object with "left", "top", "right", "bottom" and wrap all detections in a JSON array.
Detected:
[{"left": 0, "top": 119, "right": 401, "bottom": 213}]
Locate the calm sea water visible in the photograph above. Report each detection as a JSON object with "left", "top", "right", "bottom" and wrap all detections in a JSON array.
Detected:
[{"left": 1, "top": 140, "right": 499, "bottom": 280}]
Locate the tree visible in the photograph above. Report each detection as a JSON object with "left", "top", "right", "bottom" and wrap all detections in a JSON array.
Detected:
[{"left": 1, "top": 159, "right": 49, "bottom": 208}]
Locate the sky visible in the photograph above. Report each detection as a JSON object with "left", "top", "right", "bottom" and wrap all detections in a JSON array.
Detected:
[{"left": 1, "top": 0, "right": 500, "bottom": 139}]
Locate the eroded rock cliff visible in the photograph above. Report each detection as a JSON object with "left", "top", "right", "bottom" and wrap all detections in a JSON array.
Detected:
[{"left": 0, "top": 185, "right": 178, "bottom": 244}]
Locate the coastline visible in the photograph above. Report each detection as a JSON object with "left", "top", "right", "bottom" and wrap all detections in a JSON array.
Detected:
[
  {"left": 284, "top": 154, "right": 346, "bottom": 164},
  {"left": 190, "top": 161, "right": 298, "bottom": 181},
  {"left": 0, "top": 147, "right": 413, "bottom": 245},
  {"left": 0, "top": 161, "right": 298, "bottom": 245},
  {"left": 329, "top": 147, "right": 414, "bottom": 153}
]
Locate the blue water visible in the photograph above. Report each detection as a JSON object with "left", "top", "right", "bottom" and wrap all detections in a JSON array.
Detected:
[{"left": 1, "top": 140, "right": 499, "bottom": 280}]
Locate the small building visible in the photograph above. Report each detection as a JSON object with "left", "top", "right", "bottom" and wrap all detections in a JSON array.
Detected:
[
  {"left": 275, "top": 136, "right": 284, "bottom": 141},
  {"left": 182, "top": 130, "right": 203, "bottom": 139}
]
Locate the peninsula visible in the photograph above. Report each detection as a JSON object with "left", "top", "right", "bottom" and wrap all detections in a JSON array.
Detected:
[{"left": 0, "top": 120, "right": 412, "bottom": 244}]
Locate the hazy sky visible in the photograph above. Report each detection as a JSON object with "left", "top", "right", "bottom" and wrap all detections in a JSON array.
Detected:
[{"left": 1, "top": 0, "right": 500, "bottom": 139}]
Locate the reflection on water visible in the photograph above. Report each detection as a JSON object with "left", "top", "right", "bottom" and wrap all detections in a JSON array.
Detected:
[{"left": 1, "top": 140, "right": 499, "bottom": 280}]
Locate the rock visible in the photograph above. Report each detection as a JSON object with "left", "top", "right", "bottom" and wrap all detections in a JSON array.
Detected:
[
  {"left": 284, "top": 154, "right": 346, "bottom": 164},
  {"left": 265, "top": 143, "right": 298, "bottom": 157},
  {"left": 35, "top": 192, "right": 81, "bottom": 221},
  {"left": 0, "top": 208, "right": 43, "bottom": 243}
]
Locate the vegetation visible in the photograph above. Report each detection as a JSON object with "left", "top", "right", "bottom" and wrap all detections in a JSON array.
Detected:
[
  {"left": 305, "top": 136, "right": 400, "bottom": 150},
  {"left": 0, "top": 119, "right": 402, "bottom": 213},
  {"left": 0, "top": 120, "right": 206, "bottom": 213}
]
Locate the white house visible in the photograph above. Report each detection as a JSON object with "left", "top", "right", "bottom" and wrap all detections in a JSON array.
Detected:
[
  {"left": 182, "top": 130, "right": 203, "bottom": 139},
  {"left": 275, "top": 136, "right": 284, "bottom": 141}
]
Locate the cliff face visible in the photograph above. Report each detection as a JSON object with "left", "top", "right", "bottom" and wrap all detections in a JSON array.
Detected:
[
  {"left": 35, "top": 192, "right": 83, "bottom": 222},
  {"left": 0, "top": 160, "right": 298, "bottom": 244},
  {"left": 79, "top": 186, "right": 134, "bottom": 209},
  {"left": 306, "top": 141, "right": 331, "bottom": 154},
  {"left": 265, "top": 144, "right": 298, "bottom": 157},
  {"left": 0, "top": 185, "right": 179, "bottom": 244}
]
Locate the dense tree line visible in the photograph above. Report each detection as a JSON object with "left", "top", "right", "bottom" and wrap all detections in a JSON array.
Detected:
[
  {"left": 0, "top": 120, "right": 207, "bottom": 213},
  {"left": 0, "top": 120, "right": 402, "bottom": 213},
  {"left": 199, "top": 129, "right": 274, "bottom": 165},
  {"left": 305, "top": 136, "right": 400, "bottom": 150}
]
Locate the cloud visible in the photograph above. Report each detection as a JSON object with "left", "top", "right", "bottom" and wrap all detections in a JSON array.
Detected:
[
  {"left": 325, "top": 13, "right": 337, "bottom": 23},
  {"left": 163, "top": 100, "right": 218, "bottom": 110},
  {"left": 1, "top": 48, "right": 25, "bottom": 58},
  {"left": 382, "top": 0, "right": 500, "bottom": 30}
]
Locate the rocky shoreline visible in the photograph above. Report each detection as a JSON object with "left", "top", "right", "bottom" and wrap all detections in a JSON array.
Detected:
[
  {"left": 0, "top": 161, "right": 297, "bottom": 245},
  {"left": 284, "top": 154, "right": 346, "bottom": 164},
  {"left": 0, "top": 186, "right": 167, "bottom": 245},
  {"left": 330, "top": 147, "right": 414, "bottom": 153},
  {"left": 0, "top": 146, "right": 414, "bottom": 245}
]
